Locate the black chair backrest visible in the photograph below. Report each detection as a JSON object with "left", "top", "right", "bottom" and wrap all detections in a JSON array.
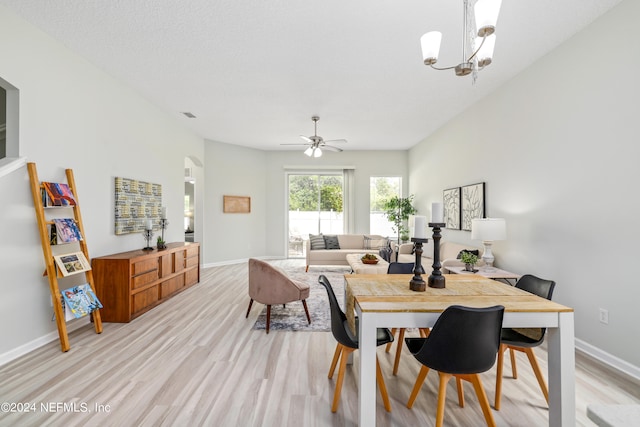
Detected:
[
  {"left": 318, "top": 275, "right": 358, "bottom": 349},
  {"left": 413, "top": 305, "right": 505, "bottom": 375},
  {"left": 387, "top": 262, "right": 414, "bottom": 274},
  {"left": 516, "top": 274, "right": 555, "bottom": 300}
]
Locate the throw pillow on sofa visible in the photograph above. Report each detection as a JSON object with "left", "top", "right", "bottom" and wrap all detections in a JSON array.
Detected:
[
  {"left": 309, "top": 233, "right": 326, "bottom": 250},
  {"left": 364, "top": 236, "right": 389, "bottom": 250},
  {"left": 323, "top": 235, "right": 341, "bottom": 249}
]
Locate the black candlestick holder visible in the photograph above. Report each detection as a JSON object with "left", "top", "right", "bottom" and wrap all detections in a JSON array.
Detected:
[
  {"left": 428, "top": 222, "right": 446, "bottom": 289},
  {"left": 410, "top": 237, "right": 429, "bottom": 292},
  {"left": 158, "top": 218, "right": 169, "bottom": 249},
  {"left": 142, "top": 229, "right": 154, "bottom": 250}
]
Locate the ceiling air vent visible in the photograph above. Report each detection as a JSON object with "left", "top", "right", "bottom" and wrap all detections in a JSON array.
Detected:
[{"left": 182, "top": 112, "right": 196, "bottom": 118}]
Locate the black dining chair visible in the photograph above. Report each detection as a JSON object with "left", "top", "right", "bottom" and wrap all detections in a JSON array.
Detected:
[
  {"left": 495, "top": 274, "right": 556, "bottom": 410},
  {"left": 384, "top": 262, "right": 430, "bottom": 375},
  {"left": 406, "top": 305, "right": 505, "bottom": 427},
  {"left": 318, "top": 274, "right": 394, "bottom": 413}
]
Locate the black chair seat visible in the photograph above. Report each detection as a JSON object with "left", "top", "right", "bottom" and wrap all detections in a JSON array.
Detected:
[
  {"left": 500, "top": 327, "right": 542, "bottom": 347},
  {"left": 346, "top": 317, "right": 394, "bottom": 348},
  {"left": 405, "top": 337, "right": 426, "bottom": 354}
]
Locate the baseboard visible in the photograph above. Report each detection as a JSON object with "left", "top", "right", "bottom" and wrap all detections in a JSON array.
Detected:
[
  {"left": 201, "top": 256, "right": 282, "bottom": 269},
  {"left": 0, "top": 318, "right": 90, "bottom": 367},
  {"left": 575, "top": 338, "right": 640, "bottom": 382}
]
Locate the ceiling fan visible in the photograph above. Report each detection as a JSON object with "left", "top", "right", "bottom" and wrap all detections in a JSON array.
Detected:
[{"left": 281, "top": 116, "right": 347, "bottom": 157}]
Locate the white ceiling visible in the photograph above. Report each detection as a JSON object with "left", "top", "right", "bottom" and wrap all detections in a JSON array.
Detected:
[{"left": 0, "top": 0, "right": 622, "bottom": 151}]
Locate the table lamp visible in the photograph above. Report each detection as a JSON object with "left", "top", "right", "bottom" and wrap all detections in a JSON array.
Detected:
[{"left": 471, "top": 218, "right": 506, "bottom": 269}]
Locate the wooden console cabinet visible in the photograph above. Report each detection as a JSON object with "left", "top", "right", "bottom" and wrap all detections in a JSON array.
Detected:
[{"left": 92, "top": 242, "right": 200, "bottom": 322}]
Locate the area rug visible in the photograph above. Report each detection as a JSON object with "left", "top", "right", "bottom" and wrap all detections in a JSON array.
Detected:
[{"left": 251, "top": 263, "right": 350, "bottom": 332}]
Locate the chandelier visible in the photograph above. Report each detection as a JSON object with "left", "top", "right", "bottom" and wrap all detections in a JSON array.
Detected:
[{"left": 421, "top": 0, "right": 502, "bottom": 77}]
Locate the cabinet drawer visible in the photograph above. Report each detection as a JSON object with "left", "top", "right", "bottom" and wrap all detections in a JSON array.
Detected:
[
  {"left": 132, "top": 270, "right": 158, "bottom": 290},
  {"left": 132, "top": 286, "right": 158, "bottom": 314},
  {"left": 173, "top": 251, "right": 186, "bottom": 272},
  {"left": 185, "top": 255, "right": 199, "bottom": 268},
  {"left": 159, "top": 254, "right": 172, "bottom": 277},
  {"left": 133, "top": 258, "right": 158, "bottom": 275},
  {"left": 185, "top": 268, "right": 199, "bottom": 286},
  {"left": 161, "top": 275, "right": 185, "bottom": 298},
  {"left": 186, "top": 245, "right": 199, "bottom": 258}
]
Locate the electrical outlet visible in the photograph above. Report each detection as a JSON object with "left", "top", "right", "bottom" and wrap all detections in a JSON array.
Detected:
[{"left": 599, "top": 308, "right": 609, "bottom": 324}]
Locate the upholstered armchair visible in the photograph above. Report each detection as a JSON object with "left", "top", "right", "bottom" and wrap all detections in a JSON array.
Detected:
[{"left": 246, "top": 258, "right": 311, "bottom": 334}]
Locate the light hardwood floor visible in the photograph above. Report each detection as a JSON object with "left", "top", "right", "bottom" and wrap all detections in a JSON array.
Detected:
[{"left": 1, "top": 260, "right": 638, "bottom": 426}]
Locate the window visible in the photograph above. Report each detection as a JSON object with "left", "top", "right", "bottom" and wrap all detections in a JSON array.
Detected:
[
  {"left": 0, "top": 76, "right": 21, "bottom": 177},
  {"left": 287, "top": 173, "right": 344, "bottom": 258},
  {"left": 370, "top": 176, "right": 401, "bottom": 237}
]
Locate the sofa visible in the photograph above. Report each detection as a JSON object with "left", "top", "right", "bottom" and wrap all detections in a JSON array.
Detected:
[
  {"left": 396, "top": 240, "right": 484, "bottom": 272},
  {"left": 305, "top": 234, "right": 390, "bottom": 272}
]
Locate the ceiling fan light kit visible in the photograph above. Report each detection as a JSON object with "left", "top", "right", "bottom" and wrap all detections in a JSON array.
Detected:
[
  {"left": 421, "top": 0, "right": 501, "bottom": 79},
  {"left": 281, "top": 116, "right": 347, "bottom": 157}
]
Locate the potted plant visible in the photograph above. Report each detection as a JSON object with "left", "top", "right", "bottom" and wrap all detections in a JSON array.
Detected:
[
  {"left": 156, "top": 236, "right": 167, "bottom": 250},
  {"left": 383, "top": 195, "right": 417, "bottom": 244},
  {"left": 460, "top": 251, "right": 478, "bottom": 272}
]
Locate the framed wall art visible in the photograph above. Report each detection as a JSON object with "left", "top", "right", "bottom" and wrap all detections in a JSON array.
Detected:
[
  {"left": 223, "top": 195, "right": 251, "bottom": 213},
  {"left": 443, "top": 187, "right": 461, "bottom": 230},
  {"left": 461, "top": 182, "right": 485, "bottom": 231},
  {"left": 114, "top": 177, "right": 163, "bottom": 235}
]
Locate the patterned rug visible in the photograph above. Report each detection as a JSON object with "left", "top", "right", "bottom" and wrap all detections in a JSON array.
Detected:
[{"left": 251, "top": 262, "right": 350, "bottom": 332}]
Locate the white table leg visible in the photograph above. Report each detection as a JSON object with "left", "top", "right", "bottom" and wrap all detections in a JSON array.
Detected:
[
  {"left": 547, "top": 311, "right": 575, "bottom": 426},
  {"left": 358, "top": 310, "right": 377, "bottom": 427}
]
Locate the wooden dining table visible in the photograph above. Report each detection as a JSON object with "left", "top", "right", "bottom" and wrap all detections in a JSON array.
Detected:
[{"left": 345, "top": 273, "right": 575, "bottom": 427}]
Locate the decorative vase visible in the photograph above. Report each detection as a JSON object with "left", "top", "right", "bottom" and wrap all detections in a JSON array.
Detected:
[{"left": 464, "top": 263, "right": 474, "bottom": 272}]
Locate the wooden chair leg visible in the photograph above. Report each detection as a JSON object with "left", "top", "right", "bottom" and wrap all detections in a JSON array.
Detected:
[
  {"left": 510, "top": 347, "right": 518, "bottom": 379},
  {"left": 435, "top": 372, "right": 452, "bottom": 427},
  {"left": 456, "top": 376, "right": 465, "bottom": 407},
  {"left": 328, "top": 344, "right": 342, "bottom": 379},
  {"left": 385, "top": 328, "right": 397, "bottom": 352},
  {"left": 305, "top": 265, "right": 309, "bottom": 272},
  {"left": 301, "top": 299, "right": 311, "bottom": 324},
  {"left": 392, "top": 328, "right": 405, "bottom": 375},
  {"left": 495, "top": 343, "right": 507, "bottom": 410},
  {"left": 266, "top": 305, "right": 271, "bottom": 334},
  {"left": 524, "top": 347, "right": 549, "bottom": 404},
  {"left": 376, "top": 356, "right": 392, "bottom": 412},
  {"left": 419, "top": 328, "right": 430, "bottom": 338},
  {"left": 407, "top": 365, "right": 430, "bottom": 409},
  {"left": 468, "top": 373, "right": 496, "bottom": 427},
  {"left": 245, "top": 299, "right": 253, "bottom": 318},
  {"left": 331, "top": 347, "right": 353, "bottom": 412}
]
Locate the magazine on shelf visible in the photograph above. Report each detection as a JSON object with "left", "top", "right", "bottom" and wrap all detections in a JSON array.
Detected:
[
  {"left": 42, "top": 182, "right": 76, "bottom": 207},
  {"left": 53, "top": 251, "right": 91, "bottom": 277},
  {"left": 61, "top": 284, "right": 102, "bottom": 319},
  {"left": 52, "top": 218, "right": 83, "bottom": 243}
]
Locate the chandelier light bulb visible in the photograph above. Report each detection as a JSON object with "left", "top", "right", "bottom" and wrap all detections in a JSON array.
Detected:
[
  {"left": 475, "top": 34, "right": 497, "bottom": 67},
  {"left": 421, "top": 31, "right": 442, "bottom": 65},
  {"left": 475, "top": 0, "right": 502, "bottom": 37}
]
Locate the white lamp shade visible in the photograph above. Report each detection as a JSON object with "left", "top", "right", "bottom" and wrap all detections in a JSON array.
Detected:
[
  {"left": 475, "top": 34, "right": 496, "bottom": 67},
  {"left": 304, "top": 146, "right": 313, "bottom": 157},
  {"left": 475, "top": 0, "right": 502, "bottom": 37},
  {"left": 313, "top": 147, "right": 322, "bottom": 157},
  {"left": 471, "top": 218, "right": 506, "bottom": 241},
  {"left": 421, "top": 31, "right": 442, "bottom": 65}
]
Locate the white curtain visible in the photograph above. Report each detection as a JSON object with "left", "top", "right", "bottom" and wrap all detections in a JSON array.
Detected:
[{"left": 343, "top": 168, "right": 355, "bottom": 233}]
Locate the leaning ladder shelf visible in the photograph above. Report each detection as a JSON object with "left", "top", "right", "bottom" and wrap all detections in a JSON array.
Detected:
[{"left": 27, "top": 162, "right": 102, "bottom": 352}]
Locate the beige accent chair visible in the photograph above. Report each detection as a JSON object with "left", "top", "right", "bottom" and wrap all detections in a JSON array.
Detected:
[{"left": 246, "top": 258, "right": 311, "bottom": 334}]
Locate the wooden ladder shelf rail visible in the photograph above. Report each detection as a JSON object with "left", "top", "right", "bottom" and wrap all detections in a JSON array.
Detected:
[{"left": 27, "top": 162, "right": 102, "bottom": 352}]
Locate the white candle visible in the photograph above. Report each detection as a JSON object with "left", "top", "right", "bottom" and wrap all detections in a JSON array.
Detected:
[
  {"left": 431, "top": 202, "right": 444, "bottom": 223},
  {"left": 413, "top": 216, "right": 427, "bottom": 238},
  {"left": 161, "top": 207, "right": 167, "bottom": 219},
  {"left": 145, "top": 219, "right": 153, "bottom": 230}
]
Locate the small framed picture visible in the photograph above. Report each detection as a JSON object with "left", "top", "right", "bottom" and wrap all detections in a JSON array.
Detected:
[
  {"left": 461, "top": 182, "right": 485, "bottom": 231},
  {"left": 443, "top": 187, "right": 461, "bottom": 230},
  {"left": 223, "top": 195, "right": 251, "bottom": 213},
  {"left": 54, "top": 252, "right": 91, "bottom": 277}
]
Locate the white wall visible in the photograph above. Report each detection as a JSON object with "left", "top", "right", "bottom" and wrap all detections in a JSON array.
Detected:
[
  {"left": 0, "top": 6, "right": 204, "bottom": 361},
  {"left": 409, "top": 0, "right": 639, "bottom": 369}
]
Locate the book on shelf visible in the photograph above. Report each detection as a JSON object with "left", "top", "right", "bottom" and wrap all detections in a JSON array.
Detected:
[
  {"left": 61, "top": 284, "right": 103, "bottom": 319},
  {"left": 42, "top": 182, "right": 76, "bottom": 207},
  {"left": 52, "top": 218, "right": 82, "bottom": 244},
  {"left": 53, "top": 251, "right": 91, "bottom": 277}
]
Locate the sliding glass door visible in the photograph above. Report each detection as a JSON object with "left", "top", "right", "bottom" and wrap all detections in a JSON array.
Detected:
[{"left": 287, "top": 173, "right": 343, "bottom": 258}]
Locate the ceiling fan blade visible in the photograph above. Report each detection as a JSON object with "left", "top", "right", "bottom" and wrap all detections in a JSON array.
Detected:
[
  {"left": 299, "top": 135, "right": 313, "bottom": 143},
  {"left": 323, "top": 139, "right": 347, "bottom": 144},
  {"left": 323, "top": 145, "right": 343, "bottom": 152},
  {"left": 280, "top": 143, "right": 311, "bottom": 146}
]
